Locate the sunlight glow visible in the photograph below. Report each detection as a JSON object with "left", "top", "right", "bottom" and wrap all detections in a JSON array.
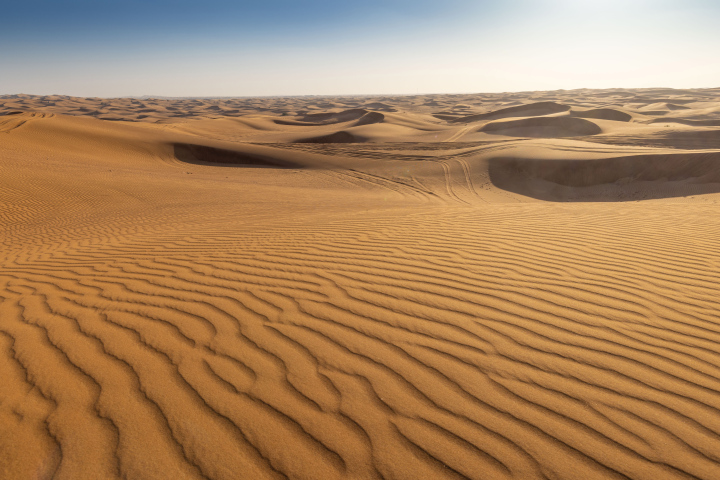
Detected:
[{"left": 0, "top": 0, "right": 717, "bottom": 96}]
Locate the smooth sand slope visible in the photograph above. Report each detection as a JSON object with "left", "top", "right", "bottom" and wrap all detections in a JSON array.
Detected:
[{"left": 2, "top": 88, "right": 720, "bottom": 479}]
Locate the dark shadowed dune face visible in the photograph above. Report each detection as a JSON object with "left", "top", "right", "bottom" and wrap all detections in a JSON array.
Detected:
[
  {"left": 174, "top": 143, "right": 297, "bottom": 167},
  {"left": 650, "top": 118, "right": 720, "bottom": 127},
  {"left": 353, "top": 111, "right": 385, "bottom": 126},
  {"left": 431, "top": 114, "right": 460, "bottom": 121},
  {"left": 273, "top": 118, "right": 323, "bottom": 126},
  {"left": 275, "top": 111, "right": 383, "bottom": 128},
  {"left": 479, "top": 116, "right": 602, "bottom": 137},
  {"left": 665, "top": 130, "right": 720, "bottom": 149},
  {"left": 272, "top": 109, "right": 384, "bottom": 128},
  {"left": 589, "top": 129, "right": 720, "bottom": 150},
  {"left": 300, "top": 109, "right": 368, "bottom": 123},
  {"left": 294, "top": 131, "right": 360, "bottom": 143},
  {"left": 667, "top": 103, "right": 691, "bottom": 110},
  {"left": 489, "top": 152, "right": 720, "bottom": 201},
  {"left": 361, "top": 102, "right": 397, "bottom": 112},
  {"left": 571, "top": 108, "right": 632, "bottom": 122}
]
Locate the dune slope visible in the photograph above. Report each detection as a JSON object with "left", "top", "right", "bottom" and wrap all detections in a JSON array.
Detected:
[{"left": 2, "top": 88, "right": 720, "bottom": 480}]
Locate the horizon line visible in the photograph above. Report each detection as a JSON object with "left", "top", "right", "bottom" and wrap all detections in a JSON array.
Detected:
[{"left": 4, "top": 86, "right": 720, "bottom": 101}]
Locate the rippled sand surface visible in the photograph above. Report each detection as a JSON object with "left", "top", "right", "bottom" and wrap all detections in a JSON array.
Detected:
[{"left": 2, "top": 88, "right": 720, "bottom": 479}]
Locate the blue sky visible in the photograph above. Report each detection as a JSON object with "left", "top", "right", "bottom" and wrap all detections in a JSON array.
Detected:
[{"left": 1, "top": 0, "right": 719, "bottom": 96}]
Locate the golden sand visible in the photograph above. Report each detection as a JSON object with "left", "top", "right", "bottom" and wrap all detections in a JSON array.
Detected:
[{"left": 2, "top": 88, "right": 720, "bottom": 479}]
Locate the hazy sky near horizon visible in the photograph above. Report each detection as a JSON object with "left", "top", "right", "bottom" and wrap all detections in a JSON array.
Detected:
[{"left": 2, "top": 0, "right": 719, "bottom": 97}]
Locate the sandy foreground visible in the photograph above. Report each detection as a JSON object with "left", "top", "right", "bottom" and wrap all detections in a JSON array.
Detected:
[{"left": 2, "top": 88, "right": 720, "bottom": 479}]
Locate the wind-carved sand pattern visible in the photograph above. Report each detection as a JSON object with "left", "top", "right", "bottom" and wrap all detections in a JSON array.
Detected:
[{"left": 2, "top": 88, "right": 720, "bottom": 479}]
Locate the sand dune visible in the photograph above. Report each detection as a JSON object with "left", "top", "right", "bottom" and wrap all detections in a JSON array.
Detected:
[
  {"left": 478, "top": 116, "right": 602, "bottom": 138},
  {"left": 2, "top": 88, "right": 720, "bottom": 480},
  {"left": 296, "top": 131, "right": 361, "bottom": 144},
  {"left": 489, "top": 151, "right": 720, "bottom": 201},
  {"left": 572, "top": 108, "right": 633, "bottom": 122},
  {"left": 173, "top": 144, "right": 299, "bottom": 167},
  {"left": 649, "top": 118, "right": 720, "bottom": 127},
  {"left": 451, "top": 101, "right": 571, "bottom": 123},
  {"left": 275, "top": 109, "right": 372, "bottom": 126}
]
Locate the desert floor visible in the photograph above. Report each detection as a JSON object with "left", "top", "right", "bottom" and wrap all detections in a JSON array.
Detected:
[{"left": 2, "top": 88, "right": 720, "bottom": 479}]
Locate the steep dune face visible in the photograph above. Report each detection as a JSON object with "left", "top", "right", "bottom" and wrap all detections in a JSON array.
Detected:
[
  {"left": 295, "top": 130, "right": 360, "bottom": 143},
  {"left": 665, "top": 130, "right": 720, "bottom": 149},
  {"left": 174, "top": 144, "right": 299, "bottom": 167},
  {"left": 488, "top": 152, "right": 720, "bottom": 201},
  {"left": 353, "top": 111, "right": 385, "bottom": 126},
  {"left": 292, "top": 123, "right": 435, "bottom": 144},
  {"left": 3, "top": 89, "right": 720, "bottom": 480},
  {"left": 275, "top": 109, "right": 372, "bottom": 126},
  {"left": 360, "top": 102, "right": 396, "bottom": 112},
  {"left": 572, "top": 108, "right": 633, "bottom": 122},
  {"left": 479, "top": 116, "right": 602, "bottom": 137},
  {"left": 650, "top": 117, "right": 720, "bottom": 127}
]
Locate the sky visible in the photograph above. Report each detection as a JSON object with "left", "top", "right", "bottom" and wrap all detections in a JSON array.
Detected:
[{"left": 1, "top": 0, "right": 719, "bottom": 97}]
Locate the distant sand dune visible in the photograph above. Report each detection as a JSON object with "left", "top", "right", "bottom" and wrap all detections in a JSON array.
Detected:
[
  {"left": 571, "top": 108, "right": 633, "bottom": 122},
  {"left": 479, "top": 116, "right": 602, "bottom": 137},
  {"left": 353, "top": 111, "right": 385, "bottom": 126},
  {"left": 295, "top": 130, "right": 360, "bottom": 144},
  {"left": 489, "top": 151, "right": 720, "bottom": 201},
  {"left": 173, "top": 143, "right": 298, "bottom": 167},
  {"left": 303, "top": 109, "right": 375, "bottom": 124},
  {"left": 649, "top": 118, "right": 720, "bottom": 127},
  {"left": 452, "top": 101, "right": 571, "bottom": 123},
  {"left": 275, "top": 109, "right": 370, "bottom": 126}
]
